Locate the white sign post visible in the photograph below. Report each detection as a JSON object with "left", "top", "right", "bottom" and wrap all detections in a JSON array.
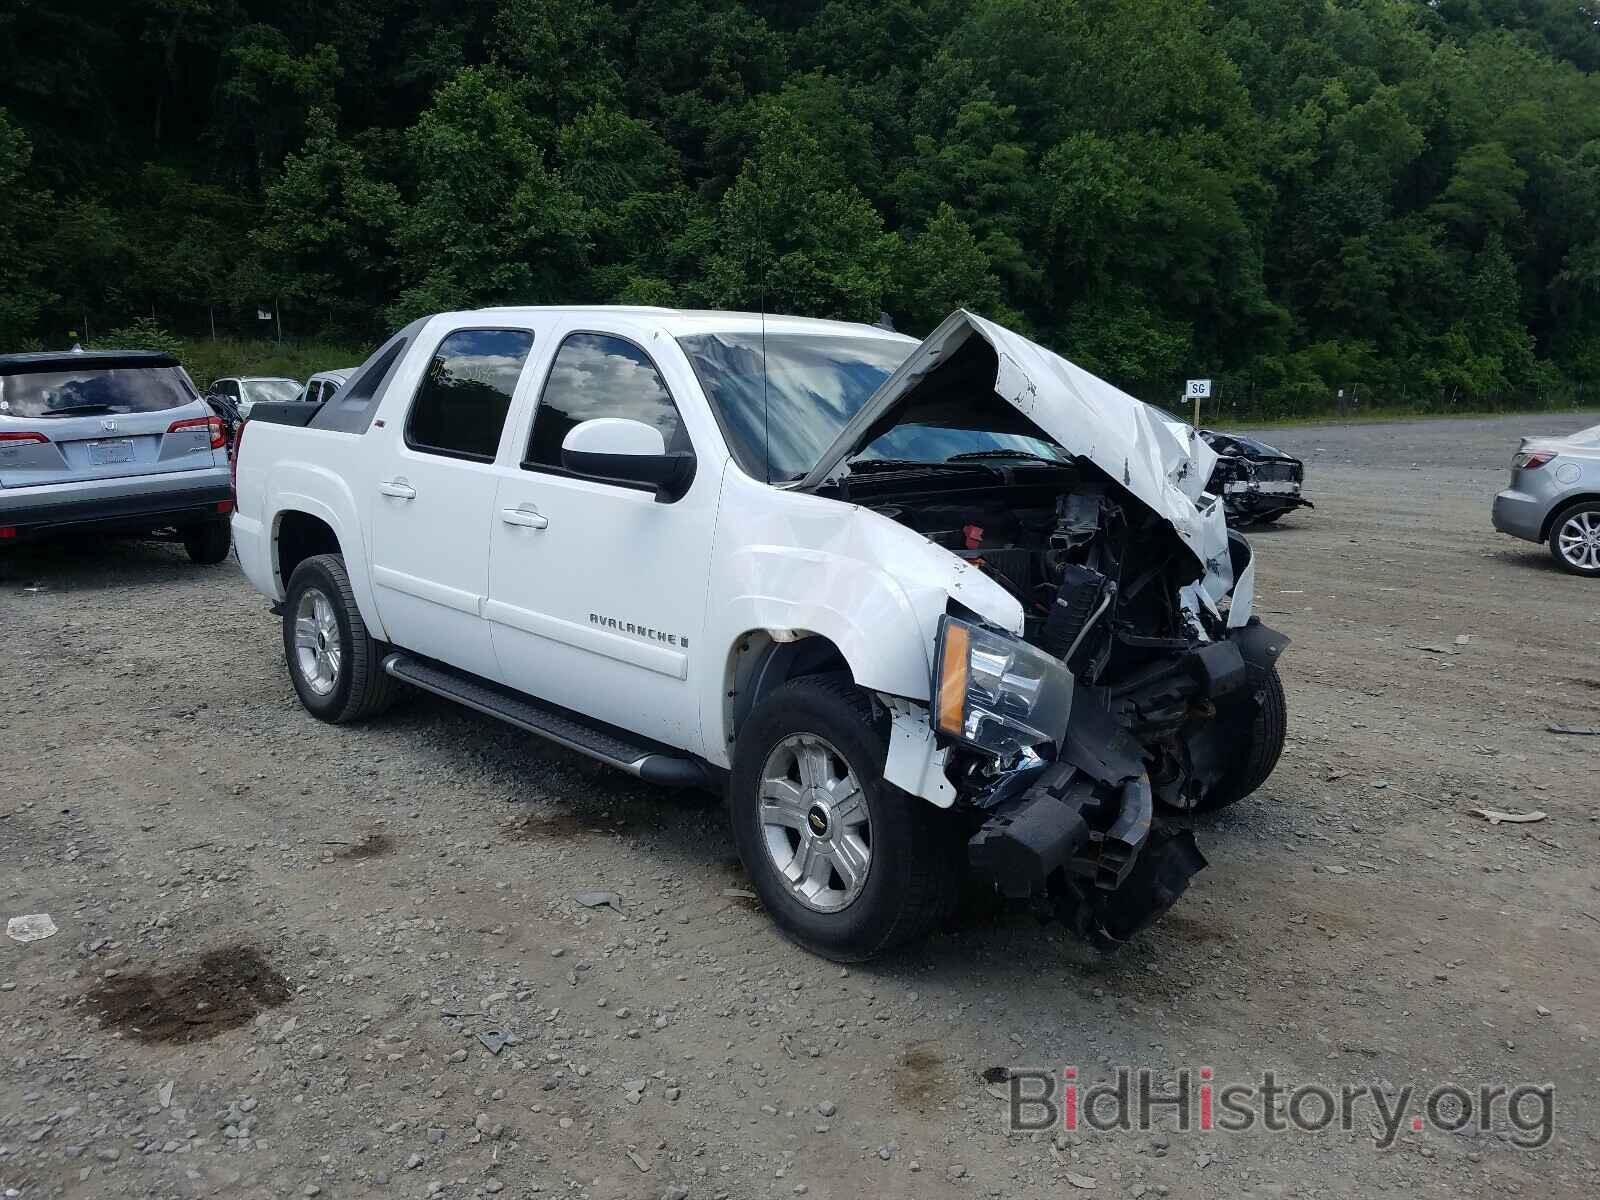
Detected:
[{"left": 1185, "top": 379, "right": 1212, "bottom": 428}]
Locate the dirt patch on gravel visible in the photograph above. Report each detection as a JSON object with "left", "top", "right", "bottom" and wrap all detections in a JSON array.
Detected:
[
  {"left": 85, "top": 944, "right": 290, "bottom": 1043},
  {"left": 892, "top": 1040, "right": 954, "bottom": 1113},
  {"left": 334, "top": 832, "right": 394, "bottom": 859},
  {"left": 501, "top": 809, "right": 628, "bottom": 841}
]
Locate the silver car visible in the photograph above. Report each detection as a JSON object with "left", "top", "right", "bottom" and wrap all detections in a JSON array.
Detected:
[
  {"left": 0, "top": 349, "right": 235, "bottom": 563},
  {"left": 1492, "top": 421, "right": 1600, "bottom": 576}
]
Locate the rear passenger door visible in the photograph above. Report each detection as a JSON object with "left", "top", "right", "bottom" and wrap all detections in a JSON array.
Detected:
[{"left": 368, "top": 326, "right": 537, "bottom": 683}]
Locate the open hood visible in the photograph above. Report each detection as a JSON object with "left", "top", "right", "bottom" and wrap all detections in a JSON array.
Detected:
[{"left": 796, "top": 310, "right": 1221, "bottom": 572}]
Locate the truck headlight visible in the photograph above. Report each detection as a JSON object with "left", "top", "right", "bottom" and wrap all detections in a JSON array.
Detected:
[{"left": 932, "top": 615, "right": 1075, "bottom": 759}]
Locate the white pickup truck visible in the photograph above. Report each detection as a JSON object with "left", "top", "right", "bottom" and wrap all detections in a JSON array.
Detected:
[{"left": 233, "top": 306, "right": 1288, "bottom": 960}]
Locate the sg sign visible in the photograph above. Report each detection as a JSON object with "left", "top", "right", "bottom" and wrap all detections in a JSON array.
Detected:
[{"left": 1185, "top": 379, "right": 1212, "bottom": 399}]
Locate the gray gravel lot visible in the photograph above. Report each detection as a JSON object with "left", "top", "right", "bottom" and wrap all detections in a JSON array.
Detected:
[
  {"left": 1234, "top": 410, "right": 1600, "bottom": 469},
  {"left": 2, "top": 412, "right": 1598, "bottom": 1200}
]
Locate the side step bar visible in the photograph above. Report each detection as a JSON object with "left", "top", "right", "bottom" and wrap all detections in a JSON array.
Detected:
[{"left": 382, "top": 653, "right": 710, "bottom": 788}]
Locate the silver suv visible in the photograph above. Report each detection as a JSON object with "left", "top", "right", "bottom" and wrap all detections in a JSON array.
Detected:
[{"left": 0, "top": 350, "right": 235, "bottom": 563}]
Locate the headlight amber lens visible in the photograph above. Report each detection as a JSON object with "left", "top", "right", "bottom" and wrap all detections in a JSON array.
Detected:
[
  {"left": 932, "top": 615, "right": 1075, "bottom": 757},
  {"left": 936, "top": 620, "right": 970, "bottom": 736}
]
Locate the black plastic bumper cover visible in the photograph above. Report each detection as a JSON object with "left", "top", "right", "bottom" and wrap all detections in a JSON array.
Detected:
[{"left": 968, "top": 763, "right": 1154, "bottom": 900}]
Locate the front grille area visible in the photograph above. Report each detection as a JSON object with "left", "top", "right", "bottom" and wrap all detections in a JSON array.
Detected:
[{"left": 1251, "top": 459, "right": 1301, "bottom": 484}]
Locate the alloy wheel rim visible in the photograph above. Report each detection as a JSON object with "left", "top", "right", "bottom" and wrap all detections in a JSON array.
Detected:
[
  {"left": 758, "top": 733, "right": 872, "bottom": 913},
  {"left": 1557, "top": 511, "right": 1600, "bottom": 571},
  {"left": 292, "top": 587, "right": 342, "bottom": 696}
]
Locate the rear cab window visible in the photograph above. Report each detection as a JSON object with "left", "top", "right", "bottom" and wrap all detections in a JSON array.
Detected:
[{"left": 405, "top": 328, "right": 536, "bottom": 462}]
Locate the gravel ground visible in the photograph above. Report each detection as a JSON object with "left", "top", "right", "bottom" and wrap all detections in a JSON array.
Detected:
[{"left": 3, "top": 412, "right": 1599, "bottom": 1200}]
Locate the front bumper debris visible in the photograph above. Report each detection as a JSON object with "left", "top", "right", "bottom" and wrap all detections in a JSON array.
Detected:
[
  {"left": 967, "top": 760, "right": 1203, "bottom": 947},
  {"left": 963, "top": 621, "right": 1288, "bottom": 946}
]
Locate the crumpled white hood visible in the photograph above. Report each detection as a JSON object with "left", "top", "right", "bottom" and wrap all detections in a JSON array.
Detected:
[{"left": 799, "top": 310, "right": 1227, "bottom": 579}]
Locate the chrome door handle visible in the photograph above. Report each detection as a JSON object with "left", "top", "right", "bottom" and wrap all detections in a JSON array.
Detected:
[
  {"left": 378, "top": 480, "right": 416, "bottom": 499},
  {"left": 500, "top": 507, "right": 548, "bottom": 530}
]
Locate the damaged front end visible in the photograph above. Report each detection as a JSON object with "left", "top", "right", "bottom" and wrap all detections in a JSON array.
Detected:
[
  {"left": 802, "top": 311, "right": 1291, "bottom": 948},
  {"left": 1202, "top": 431, "right": 1314, "bottom": 527},
  {"left": 921, "top": 494, "right": 1288, "bottom": 947}
]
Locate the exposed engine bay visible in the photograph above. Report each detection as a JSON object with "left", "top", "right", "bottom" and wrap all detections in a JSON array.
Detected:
[{"left": 859, "top": 467, "right": 1287, "bottom": 946}]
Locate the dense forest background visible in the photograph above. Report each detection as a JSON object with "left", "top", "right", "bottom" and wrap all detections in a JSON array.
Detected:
[{"left": 2, "top": 0, "right": 1598, "bottom": 414}]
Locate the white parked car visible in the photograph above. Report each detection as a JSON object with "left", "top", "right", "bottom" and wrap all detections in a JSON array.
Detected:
[
  {"left": 232, "top": 307, "right": 1289, "bottom": 960},
  {"left": 207, "top": 376, "right": 302, "bottom": 420}
]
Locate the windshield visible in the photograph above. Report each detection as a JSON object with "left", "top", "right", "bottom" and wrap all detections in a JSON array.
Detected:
[
  {"left": 241, "top": 379, "right": 301, "bottom": 405},
  {"left": 679, "top": 333, "right": 909, "bottom": 481},
  {"left": 678, "top": 332, "right": 1068, "bottom": 481},
  {"left": 0, "top": 365, "right": 198, "bottom": 418}
]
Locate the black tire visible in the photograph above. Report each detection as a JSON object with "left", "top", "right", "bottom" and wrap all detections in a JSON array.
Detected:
[
  {"left": 182, "top": 518, "right": 232, "bottom": 564},
  {"left": 729, "top": 674, "right": 962, "bottom": 962},
  {"left": 1546, "top": 501, "right": 1600, "bottom": 577},
  {"left": 1195, "top": 661, "right": 1287, "bottom": 812},
  {"left": 282, "top": 553, "right": 400, "bottom": 723}
]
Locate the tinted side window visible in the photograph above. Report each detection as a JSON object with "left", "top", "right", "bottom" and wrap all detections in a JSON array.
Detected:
[
  {"left": 215, "top": 380, "right": 240, "bottom": 400},
  {"left": 405, "top": 329, "right": 534, "bottom": 461},
  {"left": 526, "top": 333, "right": 687, "bottom": 469}
]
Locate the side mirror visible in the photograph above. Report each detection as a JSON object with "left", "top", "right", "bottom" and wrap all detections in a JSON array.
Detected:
[{"left": 561, "top": 417, "right": 696, "bottom": 503}]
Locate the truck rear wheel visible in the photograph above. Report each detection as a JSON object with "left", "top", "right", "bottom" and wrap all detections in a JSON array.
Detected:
[
  {"left": 729, "top": 675, "right": 961, "bottom": 961},
  {"left": 1195, "top": 661, "right": 1287, "bottom": 812},
  {"left": 282, "top": 553, "right": 400, "bottom": 723}
]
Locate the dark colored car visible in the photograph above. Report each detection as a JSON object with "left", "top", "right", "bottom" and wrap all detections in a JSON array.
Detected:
[
  {"left": 1201, "top": 430, "right": 1313, "bottom": 526},
  {"left": 1145, "top": 405, "right": 1312, "bottom": 527}
]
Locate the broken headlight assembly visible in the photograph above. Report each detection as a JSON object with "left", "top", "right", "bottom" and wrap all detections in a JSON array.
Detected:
[{"left": 932, "top": 615, "right": 1075, "bottom": 760}]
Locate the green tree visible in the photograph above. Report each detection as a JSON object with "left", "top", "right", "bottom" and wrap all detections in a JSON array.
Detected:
[
  {"left": 257, "top": 109, "right": 405, "bottom": 336},
  {"left": 493, "top": 0, "right": 624, "bottom": 125},
  {"left": 1, "top": 0, "right": 1597, "bottom": 416},
  {"left": 892, "top": 203, "right": 1015, "bottom": 336},
  {"left": 0, "top": 110, "right": 53, "bottom": 343},
  {"left": 211, "top": 25, "right": 342, "bottom": 183},
  {"left": 388, "top": 67, "right": 588, "bottom": 324},
  {"left": 1431, "top": 142, "right": 1527, "bottom": 242},
  {"left": 706, "top": 105, "right": 897, "bottom": 322}
]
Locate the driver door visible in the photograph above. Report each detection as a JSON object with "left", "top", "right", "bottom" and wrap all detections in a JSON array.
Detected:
[{"left": 484, "top": 327, "right": 720, "bottom": 754}]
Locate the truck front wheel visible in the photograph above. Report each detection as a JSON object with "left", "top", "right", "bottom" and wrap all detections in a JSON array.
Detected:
[
  {"left": 729, "top": 675, "right": 961, "bottom": 961},
  {"left": 282, "top": 553, "right": 400, "bottom": 724}
]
